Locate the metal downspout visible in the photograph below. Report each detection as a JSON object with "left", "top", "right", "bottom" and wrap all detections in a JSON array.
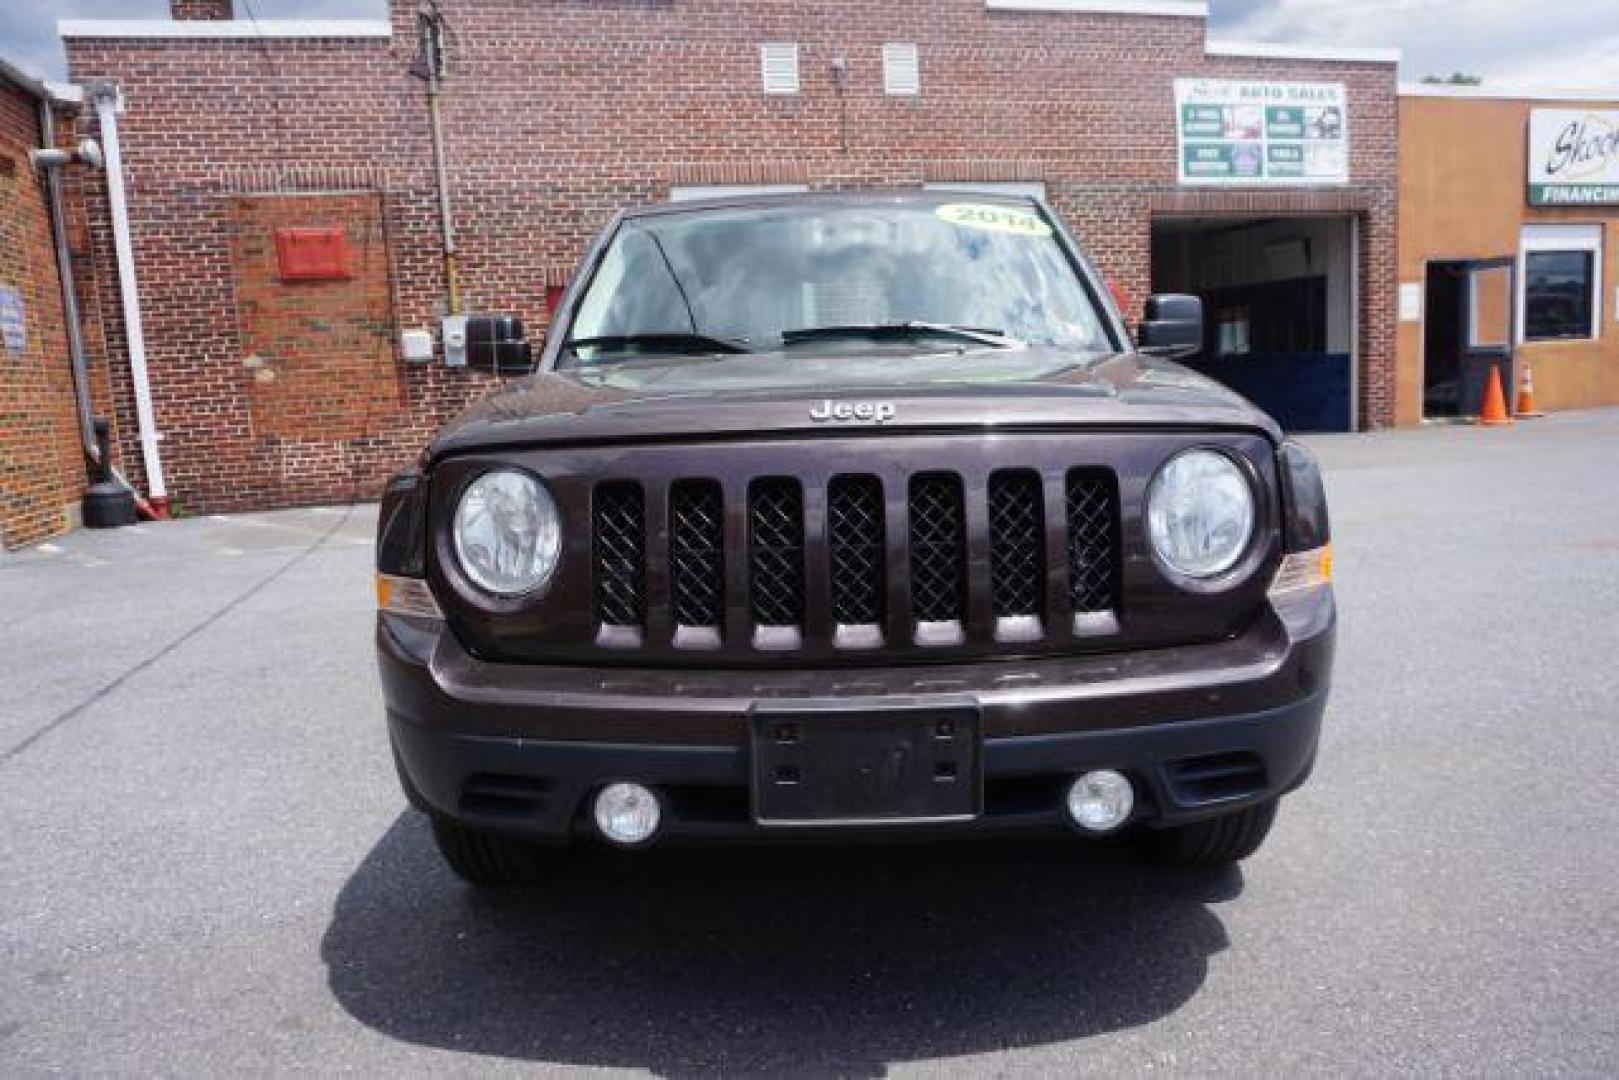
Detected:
[
  {"left": 420, "top": 5, "right": 460, "bottom": 313},
  {"left": 89, "top": 81, "right": 168, "bottom": 513},
  {"left": 36, "top": 98, "right": 98, "bottom": 468}
]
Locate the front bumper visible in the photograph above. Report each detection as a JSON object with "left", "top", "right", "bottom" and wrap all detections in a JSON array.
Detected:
[{"left": 380, "top": 587, "right": 1334, "bottom": 843}]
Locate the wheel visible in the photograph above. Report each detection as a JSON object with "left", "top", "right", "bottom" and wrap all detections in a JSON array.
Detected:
[
  {"left": 1141, "top": 798, "right": 1279, "bottom": 867},
  {"left": 430, "top": 817, "right": 559, "bottom": 887}
]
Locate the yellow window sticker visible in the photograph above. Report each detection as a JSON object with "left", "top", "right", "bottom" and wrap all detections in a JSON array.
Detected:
[{"left": 935, "top": 202, "right": 1053, "bottom": 238}]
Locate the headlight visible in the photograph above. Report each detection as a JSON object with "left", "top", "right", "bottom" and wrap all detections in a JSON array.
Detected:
[
  {"left": 452, "top": 469, "right": 562, "bottom": 596},
  {"left": 1146, "top": 449, "right": 1255, "bottom": 579}
]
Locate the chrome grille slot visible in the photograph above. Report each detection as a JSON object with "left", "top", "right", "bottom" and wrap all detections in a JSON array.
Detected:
[
  {"left": 989, "top": 470, "right": 1045, "bottom": 619},
  {"left": 748, "top": 478, "right": 806, "bottom": 641},
  {"left": 828, "top": 475, "right": 886, "bottom": 630},
  {"left": 592, "top": 481, "right": 645, "bottom": 628},
  {"left": 908, "top": 473, "right": 966, "bottom": 638},
  {"left": 1067, "top": 471, "right": 1119, "bottom": 633},
  {"left": 670, "top": 480, "right": 725, "bottom": 634}
]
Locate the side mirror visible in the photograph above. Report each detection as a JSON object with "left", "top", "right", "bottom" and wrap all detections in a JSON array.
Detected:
[
  {"left": 465, "top": 314, "right": 533, "bottom": 375},
  {"left": 1137, "top": 294, "right": 1203, "bottom": 359}
]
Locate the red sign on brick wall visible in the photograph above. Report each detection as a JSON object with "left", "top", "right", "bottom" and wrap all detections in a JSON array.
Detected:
[{"left": 274, "top": 227, "right": 353, "bottom": 282}]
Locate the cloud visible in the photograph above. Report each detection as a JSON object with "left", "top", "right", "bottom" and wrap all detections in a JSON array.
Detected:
[
  {"left": 0, "top": 0, "right": 381, "bottom": 79},
  {"left": 1210, "top": 0, "right": 1619, "bottom": 87},
  {"left": 2, "top": 1, "right": 164, "bottom": 80},
  {"left": 7, "top": 0, "right": 1617, "bottom": 91}
]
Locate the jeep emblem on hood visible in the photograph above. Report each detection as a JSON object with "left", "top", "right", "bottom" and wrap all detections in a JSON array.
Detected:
[{"left": 809, "top": 399, "right": 897, "bottom": 424}]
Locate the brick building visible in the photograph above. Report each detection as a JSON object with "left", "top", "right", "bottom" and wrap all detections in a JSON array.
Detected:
[
  {"left": 0, "top": 58, "right": 107, "bottom": 550},
  {"left": 55, "top": 0, "right": 1401, "bottom": 515},
  {"left": 1397, "top": 85, "right": 1619, "bottom": 422}
]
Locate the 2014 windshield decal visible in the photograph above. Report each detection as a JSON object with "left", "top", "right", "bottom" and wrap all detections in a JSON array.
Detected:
[{"left": 810, "top": 400, "right": 897, "bottom": 424}]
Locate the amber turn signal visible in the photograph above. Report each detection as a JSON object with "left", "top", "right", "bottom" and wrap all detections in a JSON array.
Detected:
[
  {"left": 1268, "top": 544, "right": 1332, "bottom": 596},
  {"left": 376, "top": 573, "right": 444, "bottom": 619}
]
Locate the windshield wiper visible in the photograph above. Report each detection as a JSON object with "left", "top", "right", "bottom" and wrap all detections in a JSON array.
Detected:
[
  {"left": 780, "top": 321, "right": 1024, "bottom": 349},
  {"left": 565, "top": 333, "right": 753, "bottom": 357}
]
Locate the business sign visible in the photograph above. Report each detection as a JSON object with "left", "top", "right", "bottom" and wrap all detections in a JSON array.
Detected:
[
  {"left": 1529, "top": 109, "right": 1619, "bottom": 206},
  {"left": 0, "top": 286, "right": 25, "bottom": 354},
  {"left": 1175, "top": 79, "right": 1348, "bottom": 186}
]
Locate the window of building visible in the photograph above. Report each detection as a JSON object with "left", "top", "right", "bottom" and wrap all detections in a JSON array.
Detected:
[
  {"left": 668, "top": 184, "right": 809, "bottom": 203},
  {"left": 882, "top": 44, "right": 920, "bottom": 96},
  {"left": 1525, "top": 252, "right": 1595, "bottom": 340},
  {"left": 923, "top": 181, "right": 1048, "bottom": 201},
  {"left": 1519, "top": 224, "right": 1603, "bottom": 343},
  {"left": 760, "top": 43, "right": 800, "bottom": 95}
]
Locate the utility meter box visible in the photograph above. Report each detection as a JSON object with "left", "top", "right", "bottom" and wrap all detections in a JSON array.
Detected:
[
  {"left": 442, "top": 315, "right": 468, "bottom": 368},
  {"left": 400, "top": 329, "right": 434, "bottom": 363}
]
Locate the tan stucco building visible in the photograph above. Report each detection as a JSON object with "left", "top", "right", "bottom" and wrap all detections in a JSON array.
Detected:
[{"left": 1398, "top": 86, "right": 1619, "bottom": 423}]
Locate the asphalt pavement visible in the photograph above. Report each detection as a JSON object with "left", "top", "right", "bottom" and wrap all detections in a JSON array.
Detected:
[{"left": 2, "top": 410, "right": 1618, "bottom": 1076}]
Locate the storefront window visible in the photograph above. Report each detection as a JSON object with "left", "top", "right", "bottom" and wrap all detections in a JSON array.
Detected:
[{"left": 1524, "top": 251, "right": 1595, "bottom": 341}]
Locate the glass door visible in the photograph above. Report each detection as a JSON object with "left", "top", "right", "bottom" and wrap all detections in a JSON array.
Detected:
[{"left": 1458, "top": 258, "right": 1516, "bottom": 418}]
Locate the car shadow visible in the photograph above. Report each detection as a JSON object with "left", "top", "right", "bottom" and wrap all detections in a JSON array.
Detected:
[{"left": 321, "top": 812, "right": 1241, "bottom": 1075}]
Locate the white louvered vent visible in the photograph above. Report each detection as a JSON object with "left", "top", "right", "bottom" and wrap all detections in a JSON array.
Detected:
[
  {"left": 760, "top": 43, "right": 800, "bottom": 95},
  {"left": 882, "top": 43, "right": 920, "bottom": 96}
]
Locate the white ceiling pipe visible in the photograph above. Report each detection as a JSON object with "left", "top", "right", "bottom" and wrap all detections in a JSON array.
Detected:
[{"left": 89, "top": 82, "right": 168, "bottom": 509}]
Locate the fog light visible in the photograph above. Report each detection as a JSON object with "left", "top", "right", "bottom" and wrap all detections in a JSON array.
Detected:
[
  {"left": 1066, "top": 770, "right": 1134, "bottom": 833},
  {"left": 593, "top": 782, "right": 662, "bottom": 847}
]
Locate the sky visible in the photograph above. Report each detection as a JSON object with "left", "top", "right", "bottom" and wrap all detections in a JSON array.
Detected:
[{"left": 2, "top": 0, "right": 1617, "bottom": 89}]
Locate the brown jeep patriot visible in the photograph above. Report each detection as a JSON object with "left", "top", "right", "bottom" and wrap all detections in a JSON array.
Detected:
[{"left": 376, "top": 192, "right": 1334, "bottom": 886}]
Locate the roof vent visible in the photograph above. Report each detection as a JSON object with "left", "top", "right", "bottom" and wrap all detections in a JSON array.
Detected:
[
  {"left": 760, "top": 43, "right": 800, "bottom": 95},
  {"left": 882, "top": 43, "right": 920, "bottom": 96}
]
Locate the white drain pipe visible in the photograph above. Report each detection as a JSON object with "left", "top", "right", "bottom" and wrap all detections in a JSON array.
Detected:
[{"left": 90, "top": 81, "right": 168, "bottom": 512}]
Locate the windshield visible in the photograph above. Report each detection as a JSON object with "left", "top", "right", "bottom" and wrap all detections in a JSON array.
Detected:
[{"left": 562, "top": 200, "right": 1114, "bottom": 364}]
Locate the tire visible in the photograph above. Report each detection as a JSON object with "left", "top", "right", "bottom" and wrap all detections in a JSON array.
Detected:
[
  {"left": 430, "top": 817, "right": 559, "bottom": 887},
  {"left": 1142, "top": 798, "right": 1279, "bottom": 867}
]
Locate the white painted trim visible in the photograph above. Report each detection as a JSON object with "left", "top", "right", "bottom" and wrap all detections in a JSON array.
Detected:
[
  {"left": 924, "top": 181, "right": 1049, "bottom": 201},
  {"left": 759, "top": 42, "right": 800, "bottom": 96},
  {"left": 92, "top": 85, "right": 167, "bottom": 502},
  {"left": 1517, "top": 224, "right": 1605, "bottom": 346},
  {"left": 668, "top": 183, "right": 809, "bottom": 202},
  {"left": 0, "top": 54, "right": 83, "bottom": 105},
  {"left": 1206, "top": 39, "right": 1400, "bottom": 64},
  {"left": 986, "top": 0, "right": 1207, "bottom": 17},
  {"left": 58, "top": 19, "right": 393, "bottom": 40},
  {"left": 1400, "top": 82, "right": 1619, "bottom": 103},
  {"left": 1349, "top": 214, "right": 1360, "bottom": 430},
  {"left": 882, "top": 42, "right": 921, "bottom": 97},
  {"left": 44, "top": 81, "right": 85, "bottom": 105}
]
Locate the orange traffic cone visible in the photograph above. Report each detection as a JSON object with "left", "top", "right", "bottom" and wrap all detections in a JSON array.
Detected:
[
  {"left": 1479, "top": 365, "right": 1513, "bottom": 426},
  {"left": 1515, "top": 361, "right": 1546, "bottom": 418}
]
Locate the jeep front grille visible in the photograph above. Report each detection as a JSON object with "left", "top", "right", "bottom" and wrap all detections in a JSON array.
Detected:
[{"left": 587, "top": 466, "right": 1119, "bottom": 655}]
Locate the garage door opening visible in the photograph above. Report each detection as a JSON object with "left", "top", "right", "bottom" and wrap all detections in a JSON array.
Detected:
[{"left": 1150, "top": 216, "right": 1356, "bottom": 432}]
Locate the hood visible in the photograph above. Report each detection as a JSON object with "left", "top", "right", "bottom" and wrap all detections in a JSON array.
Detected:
[{"left": 425, "top": 346, "right": 1279, "bottom": 462}]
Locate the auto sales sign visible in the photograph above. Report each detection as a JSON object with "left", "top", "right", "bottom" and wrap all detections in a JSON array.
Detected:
[
  {"left": 1175, "top": 79, "right": 1348, "bottom": 186},
  {"left": 1529, "top": 109, "right": 1619, "bottom": 206}
]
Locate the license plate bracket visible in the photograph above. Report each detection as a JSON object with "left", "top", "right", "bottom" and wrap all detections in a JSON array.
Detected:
[{"left": 750, "top": 703, "right": 982, "bottom": 825}]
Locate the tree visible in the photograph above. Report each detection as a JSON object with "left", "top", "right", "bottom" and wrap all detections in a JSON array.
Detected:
[{"left": 1420, "top": 73, "right": 1483, "bottom": 85}]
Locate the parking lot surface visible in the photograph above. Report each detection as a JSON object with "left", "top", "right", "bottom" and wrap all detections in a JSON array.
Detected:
[{"left": 3, "top": 410, "right": 1618, "bottom": 1076}]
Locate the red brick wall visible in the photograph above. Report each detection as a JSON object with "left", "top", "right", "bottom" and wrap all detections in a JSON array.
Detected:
[
  {"left": 227, "top": 192, "right": 410, "bottom": 506},
  {"left": 64, "top": 1, "right": 1399, "bottom": 513},
  {"left": 0, "top": 82, "right": 92, "bottom": 550}
]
